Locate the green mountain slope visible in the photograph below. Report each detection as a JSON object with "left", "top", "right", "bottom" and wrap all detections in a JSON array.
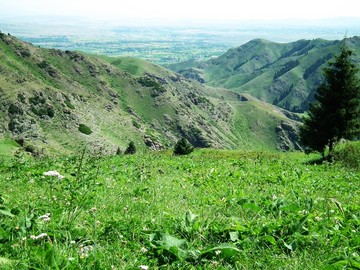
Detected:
[
  {"left": 0, "top": 33, "right": 301, "bottom": 157},
  {"left": 168, "top": 37, "right": 360, "bottom": 112}
]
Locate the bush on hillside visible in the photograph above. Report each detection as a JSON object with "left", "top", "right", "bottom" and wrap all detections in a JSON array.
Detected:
[
  {"left": 333, "top": 142, "right": 360, "bottom": 170},
  {"left": 173, "top": 138, "right": 194, "bottom": 156},
  {"left": 78, "top": 124, "right": 92, "bottom": 135},
  {"left": 124, "top": 141, "right": 136, "bottom": 155}
]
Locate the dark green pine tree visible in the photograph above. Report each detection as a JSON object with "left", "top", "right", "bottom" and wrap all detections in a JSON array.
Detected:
[
  {"left": 173, "top": 137, "right": 194, "bottom": 155},
  {"left": 300, "top": 41, "right": 360, "bottom": 158},
  {"left": 124, "top": 141, "right": 136, "bottom": 155}
]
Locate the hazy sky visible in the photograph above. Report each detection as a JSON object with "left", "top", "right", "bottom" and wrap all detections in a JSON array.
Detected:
[{"left": 1, "top": 0, "right": 360, "bottom": 21}]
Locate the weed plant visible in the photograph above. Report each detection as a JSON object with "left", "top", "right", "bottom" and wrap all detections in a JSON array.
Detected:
[{"left": 0, "top": 149, "right": 359, "bottom": 269}]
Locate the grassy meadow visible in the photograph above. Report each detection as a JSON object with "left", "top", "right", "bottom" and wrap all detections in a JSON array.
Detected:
[{"left": 0, "top": 148, "right": 359, "bottom": 269}]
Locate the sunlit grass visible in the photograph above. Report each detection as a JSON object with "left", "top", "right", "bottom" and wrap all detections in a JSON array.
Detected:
[{"left": 0, "top": 149, "right": 359, "bottom": 269}]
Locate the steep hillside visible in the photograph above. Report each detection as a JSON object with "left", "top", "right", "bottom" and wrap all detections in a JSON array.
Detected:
[
  {"left": 168, "top": 37, "right": 360, "bottom": 112},
  {"left": 0, "top": 33, "right": 301, "bottom": 157}
]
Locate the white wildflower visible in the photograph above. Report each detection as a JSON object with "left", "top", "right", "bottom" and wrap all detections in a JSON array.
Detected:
[
  {"left": 140, "top": 247, "right": 148, "bottom": 253},
  {"left": 68, "top": 257, "right": 75, "bottom": 261},
  {"left": 140, "top": 266, "right": 149, "bottom": 270},
  {"left": 89, "top": 207, "right": 97, "bottom": 213},
  {"left": 298, "top": 210, "right": 308, "bottom": 215},
  {"left": 30, "top": 233, "right": 48, "bottom": 240},
  {"left": 70, "top": 240, "right": 76, "bottom": 244},
  {"left": 38, "top": 213, "right": 51, "bottom": 222},
  {"left": 79, "top": 245, "right": 94, "bottom": 258},
  {"left": 215, "top": 250, "right": 222, "bottom": 256},
  {"left": 43, "top": 170, "right": 64, "bottom": 180}
]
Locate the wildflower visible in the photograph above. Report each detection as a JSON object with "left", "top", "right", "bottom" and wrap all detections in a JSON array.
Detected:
[
  {"left": 140, "top": 247, "right": 148, "bottom": 253},
  {"left": 68, "top": 257, "right": 75, "bottom": 261},
  {"left": 89, "top": 207, "right": 97, "bottom": 213},
  {"left": 43, "top": 170, "right": 64, "bottom": 180},
  {"left": 140, "top": 266, "right": 149, "bottom": 270},
  {"left": 215, "top": 250, "right": 221, "bottom": 256},
  {"left": 30, "top": 233, "right": 48, "bottom": 240},
  {"left": 70, "top": 240, "right": 76, "bottom": 244},
  {"left": 79, "top": 245, "right": 93, "bottom": 258},
  {"left": 38, "top": 213, "right": 51, "bottom": 222}
]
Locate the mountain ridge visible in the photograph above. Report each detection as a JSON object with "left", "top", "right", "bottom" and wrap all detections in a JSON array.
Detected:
[
  {"left": 0, "top": 32, "right": 301, "bottom": 157},
  {"left": 167, "top": 36, "right": 360, "bottom": 112}
]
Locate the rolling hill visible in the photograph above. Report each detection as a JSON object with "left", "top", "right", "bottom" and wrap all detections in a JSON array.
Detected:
[
  {"left": 167, "top": 36, "right": 360, "bottom": 112},
  {"left": 0, "top": 32, "right": 301, "bottom": 157}
]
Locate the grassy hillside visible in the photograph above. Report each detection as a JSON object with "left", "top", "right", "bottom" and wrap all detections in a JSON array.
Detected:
[
  {"left": 168, "top": 36, "right": 360, "bottom": 112},
  {"left": 0, "top": 33, "right": 301, "bottom": 156},
  {"left": 0, "top": 149, "right": 359, "bottom": 268}
]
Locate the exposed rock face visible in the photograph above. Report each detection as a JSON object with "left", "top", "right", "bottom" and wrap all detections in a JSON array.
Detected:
[
  {"left": 178, "top": 68, "right": 206, "bottom": 83},
  {"left": 276, "top": 121, "right": 302, "bottom": 151},
  {"left": 144, "top": 135, "right": 163, "bottom": 151}
]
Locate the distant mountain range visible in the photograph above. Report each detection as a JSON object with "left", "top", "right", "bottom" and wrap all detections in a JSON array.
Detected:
[
  {"left": 167, "top": 36, "right": 360, "bottom": 112},
  {"left": 0, "top": 33, "right": 301, "bottom": 157}
]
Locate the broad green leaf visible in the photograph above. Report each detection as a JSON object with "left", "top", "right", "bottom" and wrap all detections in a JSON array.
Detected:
[
  {"left": 162, "top": 233, "right": 185, "bottom": 248},
  {"left": 284, "top": 241, "right": 296, "bottom": 252},
  {"left": 242, "top": 203, "right": 262, "bottom": 212},
  {"left": 0, "top": 208, "right": 14, "bottom": 217},
  {"left": 262, "top": 235, "right": 276, "bottom": 245},
  {"left": 185, "top": 210, "right": 198, "bottom": 226},
  {"left": 281, "top": 203, "right": 300, "bottom": 212},
  {"left": 200, "top": 244, "right": 240, "bottom": 263}
]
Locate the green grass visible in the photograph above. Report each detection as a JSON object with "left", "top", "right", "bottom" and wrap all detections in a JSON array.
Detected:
[
  {"left": 0, "top": 138, "right": 20, "bottom": 160},
  {"left": 0, "top": 149, "right": 359, "bottom": 269}
]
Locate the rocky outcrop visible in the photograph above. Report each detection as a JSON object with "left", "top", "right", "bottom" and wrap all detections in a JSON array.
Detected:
[
  {"left": 178, "top": 68, "right": 206, "bottom": 83},
  {"left": 144, "top": 135, "right": 163, "bottom": 151},
  {"left": 276, "top": 121, "right": 302, "bottom": 151}
]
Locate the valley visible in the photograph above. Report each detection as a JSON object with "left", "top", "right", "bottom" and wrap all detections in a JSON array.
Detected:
[{"left": 0, "top": 15, "right": 359, "bottom": 270}]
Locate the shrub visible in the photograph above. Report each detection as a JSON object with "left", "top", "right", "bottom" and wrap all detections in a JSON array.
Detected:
[
  {"left": 333, "top": 142, "right": 360, "bottom": 170},
  {"left": 124, "top": 141, "right": 136, "bottom": 155},
  {"left": 132, "top": 120, "right": 141, "bottom": 129},
  {"left": 78, "top": 124, "right": 92, "bottom": 135},
  {"left": 8, "top": 103, "right": 23, "bottom": 115},
  {"left": 64, "top": 100, "right": 75, "bottom": 109},
  {"left": 173, "top": 138, "right": 194, "bottom": 156}
]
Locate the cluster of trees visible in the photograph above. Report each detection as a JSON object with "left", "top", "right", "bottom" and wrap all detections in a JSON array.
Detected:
[
  {"left": 300, "top": 42, "right": 360, "bottom": 158},
  {"left": 117, "top": 138, "right": 194, "bottom": 156}
]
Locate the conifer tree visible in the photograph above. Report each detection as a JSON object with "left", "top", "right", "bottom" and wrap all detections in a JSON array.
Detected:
[
  {"left": 173, "top": 137, "right": 194, "bottom": 155},
  {"left": 124, "top": 141, "right": 136, "bottom": 155},
  {"left": 300, "top": 42, "right": 360, "bottom": 158}
]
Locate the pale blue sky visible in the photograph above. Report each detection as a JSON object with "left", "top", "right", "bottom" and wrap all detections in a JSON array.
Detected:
[{"left": 1, "top": 0, "right": 360, "bottom": 21}]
